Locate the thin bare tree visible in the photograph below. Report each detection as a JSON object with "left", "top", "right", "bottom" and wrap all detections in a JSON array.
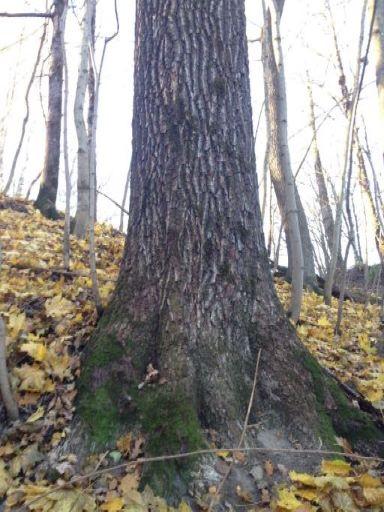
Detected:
[
  {"left": 73, "top": 0, "right": 94, "bottom": 238},
  {"left": 3, "top": 23, "right": 48, "bottom": 195},
  {"left": 370, "top": 0, "right": 383, "bottom": 159},
  {"left": 63, "top": 10, "right": 71, "bottom": 269},
  {"left": 262, "top": 0, "right": 304, "bottom": 320},
  {"left": 87, "top": 0, "right": 119, "bottom": 311},
  {"left": 35, "top": 0, "right": 68, "bottom": 219},
  {"left": 324, "top": 0, "right": 370, "bottom": 304},
  {"left": 306, "top": 75, "right": 343, "bottom": 268}
]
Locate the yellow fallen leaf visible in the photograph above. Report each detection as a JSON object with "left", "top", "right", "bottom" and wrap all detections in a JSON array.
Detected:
[
  {"left": 119, "top": 473, "right": 138, "bottom": 495},
  {"left": 20, "top": 341, "right": 47, "bottom": 362},
  {"left": 116, "top": 432, "right": 132, "bottom": 456},
  {"left": 293, "top": 488, "right": 319, "bottom": 501},
  {"left": 313, "top": 475, "right": 350, "bottom": 490},
  {"left": 276, "top": 488, "right": 303, "bottom": 510},
  {"left": 317, "top": 315, "right": 332, "bottom": 328},
  {"left": 358, "top": 333, "right": 375, "bottom": 354},
  {"left": 363, "top": 487, "right": 384, "bottom": 506},
  {"left": 8, "top": 311, "right": 26, "bottom": 337},
  {"left": 123, "top": 489, "right": 145, "bottom": 508},
  {"left": 217, "top": 450, "right": 230, "bottom": 458},
  {"left": 331, "top": 490, "right": 359, "bottom": 512},
  {"left": 26, "top": 406, "right": 45, "bottom": 423},
  {"left": 289, "top": 471, "right": 316, "bottom": 487},
  {"left": 358, "top": 382, "right": 383, "bottom": 403},
  {"left": 13, "top": 364, "right": 53, "bottom": 393},
  {"left": 46, "top": 351, "right": 71, "bottom": 380},
  {"left": 359, "top": 473, "right": 381, "bottom": 488},
  {"left": 321, "top": 459, "right": 351, "bottom": 476},
  {"left": 178, "top": 501, "right": 193, "bottom": 512},
  {"left": 9, "top": 444, "right": 44, "bottom": 477},
  {"left": 101, "top": 497, "right": 124, "bottom": 511},
  {"left": 23, "top": 487, "right": 96, "bottom": 511},
  {"left": 45, "top": 295, "right": 74, "bottom": 318},
  {"left": 0, "top": 460, "right": 11, "bottom": 497},
  {"left": 51, "top": 431, "right": 65, "bottom": 446}
]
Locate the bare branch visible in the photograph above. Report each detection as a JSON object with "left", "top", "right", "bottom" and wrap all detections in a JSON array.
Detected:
[
  {"left": 3, "top": 22, "right": 48, "bottom": 194},
  {"left": 97, "top": 189, "right": 129, "bottom": 216},
  {"left": 0, "top": 12, "right": 52, "bottom": 18}
]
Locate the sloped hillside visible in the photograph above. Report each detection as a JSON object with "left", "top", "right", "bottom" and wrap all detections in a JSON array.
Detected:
[{"left": 0, "top": 197, "right": 383, "bottom": 511}]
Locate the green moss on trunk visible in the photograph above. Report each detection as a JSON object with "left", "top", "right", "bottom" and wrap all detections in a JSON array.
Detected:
[
  {"left": 76, "top": 318, "right": 204, "bottom": 498},
  {"left": 77, "top": 328, "right": 129, "bottom": 446},
  {"left": 137, "top": 386, "right": 204, "bottom": 498}
]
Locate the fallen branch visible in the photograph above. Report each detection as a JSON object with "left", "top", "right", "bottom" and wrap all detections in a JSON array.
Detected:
[
  {"left": 7, "top": 263, "right": 117, "bottom": 282},
  {"left": 25, "top": 445, "right": 384, "bottom": 508},
  {"left": 0, "top": 317, "right": 19, "bottom": 421},
  {"left": 270, "top": 260, "right": 363, "bottom": 303},
  {"left": 323, "top": 367, "right": 384, "bottom": 427}
]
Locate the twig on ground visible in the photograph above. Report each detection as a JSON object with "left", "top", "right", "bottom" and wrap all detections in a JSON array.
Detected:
[
  {"left": 211, "top": 349, "right": 262, "bottom": 509},
  {"left": 24, "top": 446, "right": 384, "bottom": 508}
]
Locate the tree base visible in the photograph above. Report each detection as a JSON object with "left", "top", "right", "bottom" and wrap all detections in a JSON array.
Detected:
[
  {"left": 34, "top": 187, "right": 59, "bottom": 220},
  {"left": 71, "top": 311, "right": 384, "bottom": 503}
]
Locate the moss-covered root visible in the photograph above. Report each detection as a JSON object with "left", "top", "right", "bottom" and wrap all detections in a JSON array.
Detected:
[
  {"left": 138, "top": 387, "right": 204, "bottom": 501},
  {"left": 76, "top": 329, "right": 131, "bottom": 447},
  {"left": 77, "top": 327, "right": 205, "bottom": 500},
  {"left": 301, "top": 351, "right": 384, "bottom": 455}
]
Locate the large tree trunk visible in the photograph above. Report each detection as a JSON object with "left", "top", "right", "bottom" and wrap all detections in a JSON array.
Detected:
[
  {"left": 76, "top": 0, "right": 383, "bottom": 501},
  {"left": 34, "top": 0, "right": 67, "bottom": 219},
  {"left": 261, "top": 1, "right": 316, "bottom": 294}
]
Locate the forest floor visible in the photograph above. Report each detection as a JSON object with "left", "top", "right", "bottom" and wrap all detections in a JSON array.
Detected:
[{"left": 0, "top": 197, "right": 384, "bottom": 511}]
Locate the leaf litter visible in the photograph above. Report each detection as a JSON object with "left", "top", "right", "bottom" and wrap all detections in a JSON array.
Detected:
[{"left": 0, "top": 197, "right": 383, "bottom": 511}]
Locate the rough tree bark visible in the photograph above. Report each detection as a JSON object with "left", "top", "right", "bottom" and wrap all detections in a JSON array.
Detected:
[
  {"left": 75, "top": 0, "right": 384, "bottom": 501},
  {"left": 35, "top": 0, "right": 67, "bottom": 219},
  {"left": 261, "top": 0, "right": 316, "bottom": 297}
]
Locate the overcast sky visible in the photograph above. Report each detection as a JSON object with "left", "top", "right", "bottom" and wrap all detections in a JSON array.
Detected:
[{"left": 0, "top": 0, "right": 381, "bottom": 264}]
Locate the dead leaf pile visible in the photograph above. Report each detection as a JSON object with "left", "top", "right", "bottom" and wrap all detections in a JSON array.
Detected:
[
  {"left": 273, "top": 459, "right": 384, "bottom": 511},
  {"left": 1, "top": 198, "right": 384, "bottom": 510},
  {"left": 276, "top": 278, "right": 384, "bottom": 410}
]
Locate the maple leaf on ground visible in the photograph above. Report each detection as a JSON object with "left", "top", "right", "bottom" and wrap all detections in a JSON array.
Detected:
[{"left": 45, "top": 295, "right": 75, "bottom": 318}]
